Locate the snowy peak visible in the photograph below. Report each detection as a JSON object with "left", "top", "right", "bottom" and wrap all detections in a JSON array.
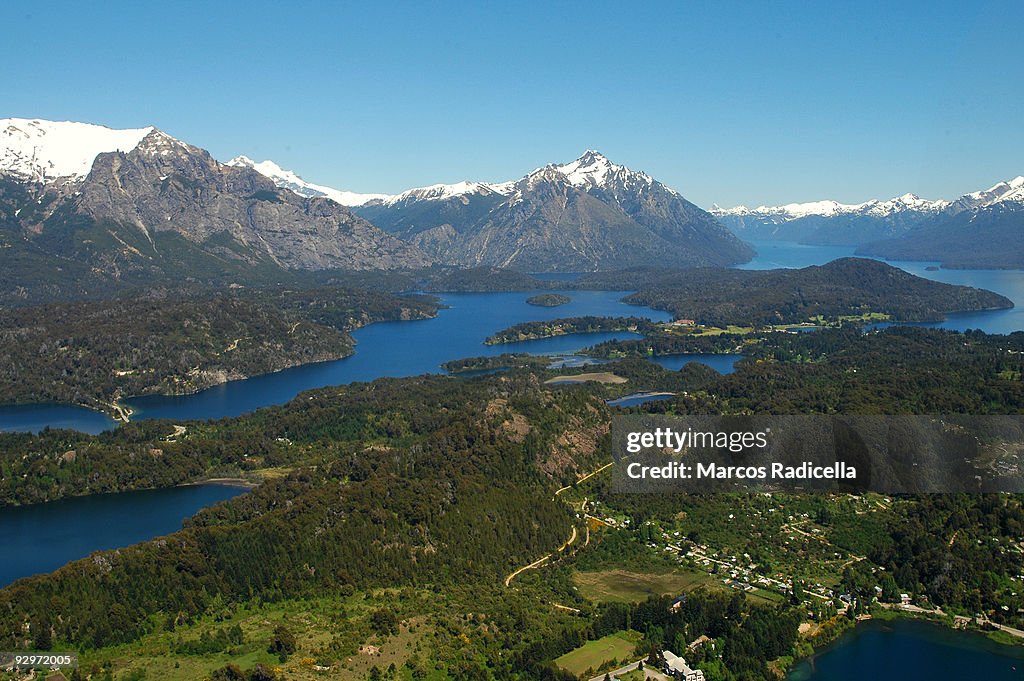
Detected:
[
  {"left": 552, "top": 149, "right": 621, "bottom": 187},
  {"left": 0, "top": 118, "right": 153, "bottom": 182},
  {"left": 951, "top": 175, "right": 1024, "bottom": 212},
  {"left": 714, "top": 193, "right": 949, "bottom": 221},
  {"left": 134, "top": 128, "right": 200, "bottom": 159},
  {"left": 525, "top": 150, "right": 661, "bottom": 192},
  {"left": 227, "top": 155, "right": 389, "bottom": 207},
  {"left": 384, "top": 180, "right": 512, "bottom": 205}
]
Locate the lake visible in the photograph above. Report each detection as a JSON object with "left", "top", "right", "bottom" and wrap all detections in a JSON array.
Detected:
[
  {"left": 787, "top": 619, "right": 1024, "bottom": 681},
  {"left": 0, "top": 290, "right": 670, "bottom": 431},
  {"left": 122, "top": 290, "right": 673, "bottom": 421},
  {"left": 607, "top": 392, "right": 676, "bottom": 407},
  {"left": 0, "top": 483, "right": 248, "bottom": 588},
  {"left": 3, "top": 243, "right": 1022, "bottom": 432},
  {"left": 0, "top": 403, "right": 118, "bottom": 435}
]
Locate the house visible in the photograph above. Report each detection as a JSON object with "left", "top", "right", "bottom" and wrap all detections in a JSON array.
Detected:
[
  {"left": 900, "top": 593, "right": 911, "bottom": 606},
  {"left": 662, "top": 650, "right": 706, "bottom": 681},
  {"left": 670, "top": 594, "right": 687, "bottom": 611}
]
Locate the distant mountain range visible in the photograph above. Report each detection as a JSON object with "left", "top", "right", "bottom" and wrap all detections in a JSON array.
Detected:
[{"left": 713, "top": 177, "right": 1024, "bottom": 268}]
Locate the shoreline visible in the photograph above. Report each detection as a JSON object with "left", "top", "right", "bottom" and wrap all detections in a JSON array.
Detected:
[
  {"left": 183, "top": 477, "right": 259, "bottom": 489},
  {"left": 787, "top": 610, "right": 1024, "bottom": 679}
]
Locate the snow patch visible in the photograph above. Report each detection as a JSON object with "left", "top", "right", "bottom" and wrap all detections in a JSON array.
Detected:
[
  {"left": 1, "top": 118, "right": 153, "bottom": 182},
  {"left": 227, "top": 156, "right": 390, "bottom": 207}
]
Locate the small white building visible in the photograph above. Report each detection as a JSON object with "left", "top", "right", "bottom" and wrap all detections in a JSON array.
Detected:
[
  {"left": 900, "top": 593, "right": 911, "bottom": 606},
  {"left": 662, "top": 650, "right": 706, "bottom": 681}
]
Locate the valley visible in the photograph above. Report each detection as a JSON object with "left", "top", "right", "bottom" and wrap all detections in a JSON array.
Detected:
[{"left": 2, "top": 116, "right": 1024, "bottom": 681}]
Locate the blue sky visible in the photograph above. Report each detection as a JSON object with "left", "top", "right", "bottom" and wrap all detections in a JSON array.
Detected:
[{"left": 3, "top": 1, "right": 1022, "bottom": 206}]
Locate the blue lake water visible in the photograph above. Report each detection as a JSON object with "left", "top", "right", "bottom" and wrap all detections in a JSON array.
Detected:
[
  {"left": 123, "top": 290, "right": 670, "bottom": 421},
  {"left": 607, "top": 393, "right": 677, "bottom": 407},
  {"left": 651, "top": 353, "right": 743, "bottom": 374},
  {"left": 2, "top": 243, "right": 1022, "bottom": 431},
  {"left": 0, "top": 483, "right": 247, "bottom": 588},
  {"left": 0, "top": 291, "right": 667, "bottom": 430},
  {"left": 0, "top": 404, "right": 118, "bottom": 435},
  {"left": 786, "top": 619, "right": 1024, "bottom": 681}
]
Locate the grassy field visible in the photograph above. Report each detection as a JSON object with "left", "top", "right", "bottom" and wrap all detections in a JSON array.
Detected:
[
  {"left": 574, "top": 569, "right": 713, "bottom": 603},
  {"left": 554, "top": 630, "right": 641, "bottom": 676},
  {"left": 63, "top": 591, "right": 438, "bottom": 681}
]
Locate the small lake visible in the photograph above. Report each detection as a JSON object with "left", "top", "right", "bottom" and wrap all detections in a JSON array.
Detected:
[
  {"left": 607, "top": 392, "right": 676, "bottom": 407},
  {"left": 651, "top": 353, "right": 742, "bottom": 373},
  {"left": 0, "top": 483, "right": 248, "bottom": 588},
  {"left": 786, "top": 619, "right": 1024, "bottom": 681}
]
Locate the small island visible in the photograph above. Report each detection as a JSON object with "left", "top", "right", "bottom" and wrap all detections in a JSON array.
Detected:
[
  {"left": 485, "top": 316, "right": 657, "bottom": 345},
  {"left": 526, "top": 293, "right": 571, "bottom": 307}
]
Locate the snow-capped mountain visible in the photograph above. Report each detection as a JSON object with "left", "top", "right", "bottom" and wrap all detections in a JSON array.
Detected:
[
  {"left": 355, "top": 150, "right": 753, "bottom": 271},
  {"left": 714, "top": 175, "right": 1024, "bottom": 240},
  {"left": 0, "top": 118, "right": 154, "bottom": 182},
  {"left": 226, "top": 156, "right": 389, "bottom": 207},
  {"left": 714, "top": 194, "right": 949, "bottom": 223},
  {"left": 380, "top": 180, "right": 514, "bottom": 206},
  {"left": 856, "top": 176, "right": 1024, "bottom": 268},
  {"left": 946, "top": 175, "right": 1024, "bottom": 214},
  {"left": 713, "top": 192, "right": 952, "bottom": 246},
  {"left": 0, "top": 119, "right": 431, "bottom": 301}
]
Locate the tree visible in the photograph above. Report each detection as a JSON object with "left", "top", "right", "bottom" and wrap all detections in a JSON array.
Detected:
[
  {"left": 250, "top": 664, "right": 277, "bottom": 681},
  {"left": 211, "top": 664, "right": 245, "bottom": 681},
  {"left": 370, "top": 608, "right": 399, "bottom": 637},
  {"left": 881, "top": 574, "right": 900, "bottom": 603},
  {"left": 268, "top": 624, "right": 296, "bottom": 662},
  {"left": 33, "top": 619, "right": 52, "bottom": 651},
  {"left": 791, "top": 579, "right": 805, "bottom": 605}
]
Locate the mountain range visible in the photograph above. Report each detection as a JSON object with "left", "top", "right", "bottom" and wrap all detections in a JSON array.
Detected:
[
  {"left": 0, "top": 119, "right": 755, "bottom": 298},
  {"left": 232, "top": 149, "right": 755, "bottom": 271},
  {"left": 0, "top": 118, "right": 432, "bottom": 301},
  {"left": 713, "top": 177, "right": 1024, "bottom": 268},
  {"left": 352, "top": 150, "right": 754, "bottom": 271},
  {"left": 3, "top": 116, "right": 1021, "bottom": 298}
]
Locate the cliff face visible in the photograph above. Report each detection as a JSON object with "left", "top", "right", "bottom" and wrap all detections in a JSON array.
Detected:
[
  {"left": 74, "top": 130, "right": 431, "bottom": 271},
  {"left": 356, "top": 151, "right": 754, "bottom": 272}
]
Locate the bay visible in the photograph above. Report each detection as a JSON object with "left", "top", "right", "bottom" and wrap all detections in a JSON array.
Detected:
[
  {"left": 0, "top": 404, "right": 117, "bottom": 435},
  {"left": 0, "top": 483, "right": 248, "bottom": 588}
]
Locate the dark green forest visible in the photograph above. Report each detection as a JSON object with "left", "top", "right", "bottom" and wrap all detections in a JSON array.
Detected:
[
  {"left": 0, "top": 288, "right": 438, "bottom": 411},
  {"left": 1, "top": 327, "right": 1023, "bottom": 680}
]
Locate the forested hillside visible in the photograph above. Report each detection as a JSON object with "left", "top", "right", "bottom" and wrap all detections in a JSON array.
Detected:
[
  {"left": 0, "top": 289, "right": 438, "bottom": 411},
  {"left": 0, "top": 327, "right": 1022, "bottom": 681}
]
